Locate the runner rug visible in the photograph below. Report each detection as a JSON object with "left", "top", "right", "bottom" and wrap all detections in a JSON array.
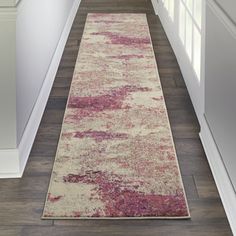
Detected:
[{"left": 43, "top": 13, "right": 190, "bottom": 219}]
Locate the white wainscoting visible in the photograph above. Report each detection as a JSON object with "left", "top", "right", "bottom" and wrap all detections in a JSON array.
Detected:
[
  {"left": 154, "top": 0, "right": 205, "bottom": 121},
  {"left": 200, "top": 117, "right": 236, "bottom": 235},
  {"left": 151, "top": 0, "right": 236, "bottom": 234},
  {"left": 0, "top": 0, "right": 81, "bottom": 178}
]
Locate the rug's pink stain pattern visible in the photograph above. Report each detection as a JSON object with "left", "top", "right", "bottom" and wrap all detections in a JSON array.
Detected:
[
  {"left": 68, "top": 85, "right": 151, "bottom": 110},
  {"left": 91, "top": 32, "right": 151, "bottom": 46},
  {"left": 65, "top": 85, "right": 151, "bottom": 123},
  {"left": 63, "top": 171, "right": 187, "bottom": 217},
  {"left": 47, "top": 193, "right": 63, "bottom": 203},
  {"left": 74, "top": 131, "right": 129, "bottom": 143},
  {"left": 43, "top": 13, "right": 189, "bottom": 219},
  {"left": 109, "top": 55, "right": 144, "bottom": 60}
]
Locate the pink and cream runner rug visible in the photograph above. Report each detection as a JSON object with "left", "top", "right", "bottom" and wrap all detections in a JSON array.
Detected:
[{"left": 43, "top": 13, "right": 190, "bottom": 219}]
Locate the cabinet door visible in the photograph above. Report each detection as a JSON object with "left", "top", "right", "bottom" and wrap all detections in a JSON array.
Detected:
[
  {"left": 215, "top": 0, "right": 236, "bottom": 23},
  {"left": 205, "top": 4, "right": 236, "bottom": 191}
]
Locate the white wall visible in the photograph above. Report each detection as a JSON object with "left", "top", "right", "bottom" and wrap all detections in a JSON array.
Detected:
[
  {"left": 156, "top": 0, "right": 205, "bottom": 121},
  {"left": 202, "top": 2, "right": 236, "bottom": 230},
  {"left": 205, "top": 2, "right": 236, "bottom": 190},
  {"left": 16, "top": 0, "right": 75, "bottom": 144},
  {"left": 214, "top": 0, "right": 236, "bottom": 23},
  {"left": 0, "top": 8, "right": 17, "bottom": 148},
  {"left": 0, "top": 0, "right": 81, "bottom": 177},
  {"left": 152, "top": 0, "right": 236, "bottom": 233}
]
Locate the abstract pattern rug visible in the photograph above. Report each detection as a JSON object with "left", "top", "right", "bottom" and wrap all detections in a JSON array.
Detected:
[{"left": 43, "top": 13, "right": 190, "bottom": 219}]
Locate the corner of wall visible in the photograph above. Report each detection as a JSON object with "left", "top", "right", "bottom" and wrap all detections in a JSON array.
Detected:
[
  {"left": 0, "top": 0, "right": 81, "bottom": 178},
  {"left": 199, "top": 116, "right": 236, "bottom": 235},
  {"left": 0, "top": 149, "right": 21, "bottom": 178}
]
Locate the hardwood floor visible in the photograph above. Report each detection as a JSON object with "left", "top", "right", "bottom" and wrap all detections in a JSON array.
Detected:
[{"left": 0, "top": 0, "right": 232, "bottom": 235}]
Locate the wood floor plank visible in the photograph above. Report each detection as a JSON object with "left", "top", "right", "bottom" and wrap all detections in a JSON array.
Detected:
[
  {"left": 182, "top": 175, "right": 199, "bottom": 200},
  {"left": 164, "top": 96, "right": 193, "bottom": 111},
  {"left": 0, "top": 201, "right": 52, "bottom": 226},
  {"left": 178, "top": 157, "right": 211, "bottom": 176},
  {"left": 30, "top": 140, "right": 58, "bottom": 157},
  {"left": 24, "top": 158, "right": 53, "bottom": 177},
  {"left": 174, "top": 138, "right": 207, "bottom": 157},
  {"left": 0, "top": 227, "right": 22, "bottom": 236},
  {"left": 171, "top": 123, "right": 200, "bottom": 139},
  {"left": 162, "top": 87, "right": 190, "bottom": 97},
  {"left": 189, "top": 198, "right": 228, "bottom": 223},
  {"left": 194, "top": 175, "right": 220, "bottom": 199},
  {"left": 159, "top": 77, "right": 176, "bottom": 88},
  {"left": 0, "top": 224, "right": 231, "bottom": 236},
  {"left": 46, "top": 98, "right": 68, "bottom": 110},
  {"left": 41, "top": 109, "right": 65, "bottom": 124},
  {"left": 0, "top": 176, "right": 49, "bottom": 200}
]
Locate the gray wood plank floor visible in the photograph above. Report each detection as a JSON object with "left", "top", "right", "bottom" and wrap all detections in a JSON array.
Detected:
[{"left": 0, "top": 0, "right": 232, "bottom": 235}]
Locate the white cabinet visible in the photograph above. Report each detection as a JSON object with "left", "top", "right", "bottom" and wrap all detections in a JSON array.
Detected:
[
  {"left": 0, "top": 0, "right": 80, "bottom": 177},
  {"left": 205, "top": 2, "right": 236, "bottom": 191},
  {"left": 154, "top": 0, "right": 236, "bottom": 232},
  {"left": 215, "top": 0, "right": 236, "bottom": 23}
]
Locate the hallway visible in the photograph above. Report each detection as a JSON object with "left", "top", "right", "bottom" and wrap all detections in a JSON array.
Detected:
[{"left": 0, "top": 0, "right": 232, "bottom": 235}]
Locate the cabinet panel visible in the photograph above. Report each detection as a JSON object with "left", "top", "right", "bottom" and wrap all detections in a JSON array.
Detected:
[
  {"left": 215, "top": 0, "right": 236, "bottom": 23},
  {"left": 205, "top": 4, "right": 236, "bottom": 191}
]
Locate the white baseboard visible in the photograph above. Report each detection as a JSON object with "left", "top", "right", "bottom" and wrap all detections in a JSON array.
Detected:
[
  {"left": 0, "top": 149, "right": 21, "bottom": 178},
  {"left": 0, "top": 0, "right": 81, "bottom": 179},
  {"left": 200, "top": 116, "right": 236, "bottom": 235},
  {"left": 151, "top": 0, "right": 158, "bottom": 15}
]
